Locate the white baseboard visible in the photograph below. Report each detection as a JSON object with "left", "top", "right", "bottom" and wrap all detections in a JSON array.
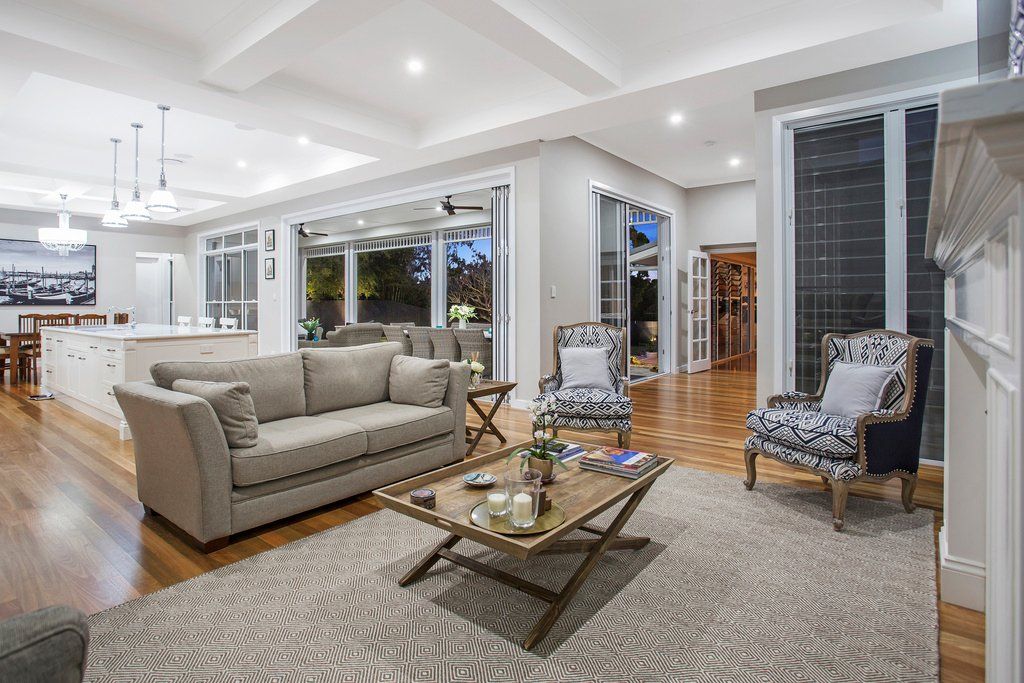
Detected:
[{"left": 939, "top": 526, "right": 986, "bottom": 612}]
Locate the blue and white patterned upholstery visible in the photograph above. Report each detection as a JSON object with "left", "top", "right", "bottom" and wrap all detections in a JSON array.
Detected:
[
  {"left": 541, "top": 388, "right": 633, "bottom": 419},
  {"left": 826, "top": 333, "right": 910, "bottom": 411},
  {"left": 746, "top": 408, "right": 858, "bottom": 458},
  {"left": 745, "top": 435, "right": 862, "bottom": 481},
  {"left": 541, "top": 323, "right": 632, "bottom": 436}
]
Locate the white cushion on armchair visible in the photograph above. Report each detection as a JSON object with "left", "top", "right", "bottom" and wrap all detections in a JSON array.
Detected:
[
  {"left": 820, "top": 361, "right": 898, "bottom": 418},
  {"left": 558, "top": 347, "right": 614, "bottom": 391}
]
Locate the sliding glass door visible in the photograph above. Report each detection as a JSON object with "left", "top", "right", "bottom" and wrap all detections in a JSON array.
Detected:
[
  {"left": 786, "top": 102, "right": 944, "bottom": 459},
  {"left": 593, "top": 191, "right": 670, "bottom": 382}
]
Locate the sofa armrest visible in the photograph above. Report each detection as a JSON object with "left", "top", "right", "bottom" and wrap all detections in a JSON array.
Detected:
[
  {"left": 444, "top": 362, "right": 472, "bottom": 462},
  {"left": 0, "top": 605, "right": 89, "bottom": 683},
  {"left": 113, "top": 381, "right": 232, "bottom": 543}
]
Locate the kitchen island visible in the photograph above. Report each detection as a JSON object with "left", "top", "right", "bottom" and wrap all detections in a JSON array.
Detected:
[{"left": 41, "top": 324, "right": 258, "bottom": 439}]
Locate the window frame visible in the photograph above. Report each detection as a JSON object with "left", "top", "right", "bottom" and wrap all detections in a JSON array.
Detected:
[{"left": 199, "top": 226, "right": 259, "bottom": 330}]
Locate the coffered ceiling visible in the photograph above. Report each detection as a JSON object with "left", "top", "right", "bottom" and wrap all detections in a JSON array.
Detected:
[{"left": 0, "top": 0, "right": 975, "bottom": 225}]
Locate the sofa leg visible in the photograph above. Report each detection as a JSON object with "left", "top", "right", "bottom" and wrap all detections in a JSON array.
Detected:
[
  {"left": 831, "top": 480, "right": 849, "bottom": 531},
  {"left": 900, "top": 473, "right": 917, "bottom": 513},
  {"left": 743, "top": 449, "right": 757, "bottom": 490},
  {"left": 197, "top": 537, "right": 230, "bottom": 553}
]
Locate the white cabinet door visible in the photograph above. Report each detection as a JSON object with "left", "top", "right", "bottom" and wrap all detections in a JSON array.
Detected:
[{"left": 79, "top": 347, "right": 101, "bottom": 404}]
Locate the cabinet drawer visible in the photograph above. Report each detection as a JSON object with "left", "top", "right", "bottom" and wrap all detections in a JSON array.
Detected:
[
  {"left": 101, "top": 381, "right": 118, "bottom": 410},
  {"left": 100, "top": 359, "right": 123, "bottom": 383},
  {"left": 100, "top": 345, "right": 124, "bottom": 361}
]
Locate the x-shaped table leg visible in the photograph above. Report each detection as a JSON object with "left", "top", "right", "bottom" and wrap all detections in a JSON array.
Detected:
[{"left": 466, "top": 392, "right": 508, "bottom": 455}]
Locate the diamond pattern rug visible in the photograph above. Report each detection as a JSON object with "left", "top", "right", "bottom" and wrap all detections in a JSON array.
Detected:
[{"left": 85, "top": 467, "right": 938, "bottom": 681}]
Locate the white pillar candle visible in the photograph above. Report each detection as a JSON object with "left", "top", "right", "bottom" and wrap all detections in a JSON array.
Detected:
[
  {"left": 511, "top": 492, "right": 534, "bottom": 524},
  {"left": 487, "top": 492, "right": 507, "bottom": 515}
]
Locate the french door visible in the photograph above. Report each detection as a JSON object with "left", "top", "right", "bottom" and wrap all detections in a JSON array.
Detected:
[
  {"left": 593, "top": 191, "right": 670, "bottom": 381},
  {"left": 687, "top": 250, "right": 711, "bottom": 373}
]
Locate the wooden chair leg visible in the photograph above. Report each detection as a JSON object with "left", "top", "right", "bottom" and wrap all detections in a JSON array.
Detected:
[
  {"left": 900, "top": 473, "right": 917, "bottom": 513},
  {"left": 743, "top": 448, "right": 757, "bottom": 490},
  {"left": 831, "top": 479, "right": 850, "bottom": 531},
  {"left": 618, "top": 431, "right": 631, "bottom": 448},
  {"left": 820, "top": 475, "right": 831, "bottom": 489}
]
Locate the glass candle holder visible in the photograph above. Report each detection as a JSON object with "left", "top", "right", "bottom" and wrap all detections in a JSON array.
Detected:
[
  {"left": 505, "top": 467, "right": 542, "bottom": 529},
  {"left": 486, "top": 491, "right": 507, "bottom": 518}
]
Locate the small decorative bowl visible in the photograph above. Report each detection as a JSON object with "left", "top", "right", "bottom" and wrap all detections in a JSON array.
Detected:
[{"left": 463, "top": 472, "right": 497, "bottom": 488}]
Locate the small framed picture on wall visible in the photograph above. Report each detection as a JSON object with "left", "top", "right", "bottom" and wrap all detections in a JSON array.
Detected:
[
  {"left": 264, "top": 229, "right": 275, "bottom": 252},
  {"left": 264, "top": 257, "right": 275, "bottom": 280}
]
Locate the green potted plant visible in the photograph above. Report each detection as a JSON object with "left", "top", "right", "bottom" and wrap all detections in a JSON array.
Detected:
[
  {"left": 448, "top": 303, "right": 476, "bottom": 330},
  {"left": 506, "top": 395, "right": 567, "bottom": 481},
  {"left": 298, "top": 317, "right": 320, "bottom": 341}
]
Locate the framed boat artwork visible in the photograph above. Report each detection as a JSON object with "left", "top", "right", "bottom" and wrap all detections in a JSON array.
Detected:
[{"left": 0, "top": 238, "right": 97, "bottom": 306}]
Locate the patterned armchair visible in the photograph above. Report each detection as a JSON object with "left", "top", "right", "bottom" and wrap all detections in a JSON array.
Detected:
[
  {"left": 537, "top": 322, "right": 633, "bottom": 447},
  {"left": 744, "top": 329, "right": 934, "bottom": 531}
]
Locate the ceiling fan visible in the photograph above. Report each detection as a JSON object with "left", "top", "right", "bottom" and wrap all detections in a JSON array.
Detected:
[
  {"left": 296, "top": 223, "right": 328, "bottom": 238},
  {"left": 415, "top": 194, "right": 484, "bottom": 216}
]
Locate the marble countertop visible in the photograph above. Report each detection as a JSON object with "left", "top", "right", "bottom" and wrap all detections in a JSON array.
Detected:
[{"left": 45, "top": 324, "right": 257, "bottom": 340}]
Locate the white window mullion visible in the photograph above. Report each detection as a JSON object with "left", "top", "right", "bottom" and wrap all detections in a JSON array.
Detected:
[
  {"left": 345, "top": 242, "right": 357, "bottom": 323},
  {"left": 884, "top": 108, "right": 908, "bottom": 332},
  {"left": 782, "top": 125, "right": 796, "bottom": 389},
  {"left": 432, "top": 231, "right": 445, "bottom": 327}
]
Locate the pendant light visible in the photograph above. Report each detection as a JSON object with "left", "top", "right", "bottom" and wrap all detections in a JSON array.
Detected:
[
  {"left": 121, "top": 122, "right": 151, "bottom": 222},
  {"left": 39, "top": 194, "right": 87, "bottom": 257},
  {"left": 146, "top": 104, "right": 179, "bottom": 213},
  {"left": 100, "top": 137, "right": 128, "bottom": 228}
]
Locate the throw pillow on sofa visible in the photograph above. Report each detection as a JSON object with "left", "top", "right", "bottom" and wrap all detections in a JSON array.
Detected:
[
  {"left": 820, "top": 361, "right": 899, "bottom": 418},
  {"left": 389, "top": 355, "right": 450, "bottom": 408},
  {"left": 171, "top": 379, "right": 259, "bottom": 448},
  {"left": 559, "top": 347, "right": 614, "bottom": 391}
]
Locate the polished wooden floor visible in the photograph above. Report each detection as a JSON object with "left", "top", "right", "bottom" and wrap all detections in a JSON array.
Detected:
[{"left": 0, "top": 361, "right": 983, "bottom": 680}]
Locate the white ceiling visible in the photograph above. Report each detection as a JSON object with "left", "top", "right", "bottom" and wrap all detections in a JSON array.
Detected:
[{"left": 0, "top": 0, "right": 975, "bottom": 226}]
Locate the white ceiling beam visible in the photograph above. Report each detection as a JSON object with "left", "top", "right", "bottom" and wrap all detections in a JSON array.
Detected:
[
  {"left": 201, "top": 0, "right": 401, "bottom": 92},
  {"left": 424, "top": 0, "right": 621, "bottom": 95}
]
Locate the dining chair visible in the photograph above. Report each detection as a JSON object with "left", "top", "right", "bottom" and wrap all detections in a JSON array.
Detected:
[
  {"left": 176, "top": 316, "right": 192, "bottom": 328},
  {"left": 453, "top": 328, "right": 493, "bottom": 378},
  {"left": 74, "top": 313, "right": 107, "bottom": 326},
  {"left": 406, "top": 327, "right": 434, "bottom": 359},
  {"left": 219, "top": 317, "right": 238, "bottom": 329},
  {"left": 113, "top": 313, "right": 130, "bottom": 324},
  {"left": 197, "top": 317, "right": 215, "bottom": 329},
  {"left": 382, "top": 325, "right": 413, "bottom": 355},
  {"left": 427, "top": 328, "right": 461, "bottom": 362}
]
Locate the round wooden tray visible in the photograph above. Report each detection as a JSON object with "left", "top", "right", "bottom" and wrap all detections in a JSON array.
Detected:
[{"left": 469, "top": 500, "right": 566, "bottom": 536}]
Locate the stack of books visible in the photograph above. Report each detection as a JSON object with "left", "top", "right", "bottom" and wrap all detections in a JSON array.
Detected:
[
  {"left": 579, "top": 447, "right": 659, "bottom": 479},
  {"left": 533, "top": 441, "right": 585, "bottom": 463}
]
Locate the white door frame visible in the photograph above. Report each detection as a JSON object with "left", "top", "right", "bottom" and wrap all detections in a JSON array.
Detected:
[
  {"left": 687, "top": 249, "right": 711, "bottom": 373},
  {"left": 588, "top": 180, "right": 678, "bottom": 377}
]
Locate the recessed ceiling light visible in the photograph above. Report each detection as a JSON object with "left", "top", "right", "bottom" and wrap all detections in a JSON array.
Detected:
[
  {"left": 237, "top": 160, "right": 247, "bottom": 168},
  {"left": 729, "top": 157, "right": 741, "bottom": 167},
  {"left": 406, "top": 58, "right": 424, "bottom": 74},
  {"left": 297, "top": 136, "right": 309, "bottom": 145},
  {"left": 668, "top": 112, "right": 684, "bottom": 125},
  {"left": 357, "top": 219, "right": 365, "bottom": 225}
]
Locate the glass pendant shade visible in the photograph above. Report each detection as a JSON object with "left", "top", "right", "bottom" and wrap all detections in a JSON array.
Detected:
[
  {"left": 146, "top": 104, "right": 179, "bottom": 213},
  {"left": 39, "top": 194, "right": 87, "bottom": 257},
  {"left": 102, "top": 137, "right": 128, "bottom": 228}
]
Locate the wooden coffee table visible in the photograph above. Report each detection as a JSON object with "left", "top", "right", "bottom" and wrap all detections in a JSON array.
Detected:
[{"left": 374, "top": 440, "right": 671, "bottom": 649}]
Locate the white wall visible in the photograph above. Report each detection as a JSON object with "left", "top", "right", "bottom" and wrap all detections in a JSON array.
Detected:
[
  {"left": 753, "top": 42, "right": 977, "bottom": 406},
  {"left": 684, "top": 180, "right": 756, "bottom": 253},
  {"left": 0, "top": 209, "right": 189, "bottom": 331},
  {"left": 538, "top": 137, "right": 689, "bottom": 374}
]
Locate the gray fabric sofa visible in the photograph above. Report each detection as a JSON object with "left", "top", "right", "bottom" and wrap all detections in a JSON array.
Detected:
[
  {"left": 0, "top": 606, "right": 89, "bottom": 682},
  {"left": 114, "top": 342, "right": 470, "bottom": 551}
]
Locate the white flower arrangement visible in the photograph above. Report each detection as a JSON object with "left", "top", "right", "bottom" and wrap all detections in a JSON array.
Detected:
[
  {"left": 469, "top": 360, "right": 485, "bottom": 374},
  {"left": 448, "top": 304, "right": 476, "bottom": 322}
]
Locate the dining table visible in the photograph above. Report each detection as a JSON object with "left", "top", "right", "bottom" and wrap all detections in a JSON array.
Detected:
[{"left": 1, "top": 331, "right": 38, "bottom": 385}]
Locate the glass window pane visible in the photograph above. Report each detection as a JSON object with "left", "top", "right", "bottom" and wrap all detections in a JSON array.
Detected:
[
  {"left": 905, "top": 104, "right": 944, "bottom": 460},
  {"left": 224, "top": 232, "right": 243, "bottom": 248},
  {"left": 244, "top": 303, "right": 258, "bottom": 332},
  {"left": 206, "top": 303, "right": 222, "bottom": 320},
  {"left": 244, "top": 249, "right": 257, "bottom": 301},
  {"left": 446, "top": 238, "right": 492, "bottom": 324},
  {"left": 225, "top": 251, "right": 243, "bottom": 301},
  {"left": 356, "top": 245, "right": 431, "bottom": 325},
  {"left": 306, "top": 254, "right": 346, "bottom": 330},
  {"left": 223, "top": 303, "right": 242, "bottom": 328},
  {"left": 792, "top": 115, "right": 886, "bottom": 393},
  {"left": 597, "top": 194, "right": 626, "bottom": 329},
  {"left": 206, "top": 254, "right": 223, "bottom": 302},
  {"left": 206, "top": 237, "right": 221, "bottom": 251},
  {"left": 243, "top": 229, "right": 257, "bottom": 245}
]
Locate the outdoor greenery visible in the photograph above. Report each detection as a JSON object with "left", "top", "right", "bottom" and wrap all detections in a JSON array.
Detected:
[
  {"left": 446, "top": 241, "right": 492, "bottom": 322},
  {"left": 306, "top": 255, "right": 344, "bottom": 300}
]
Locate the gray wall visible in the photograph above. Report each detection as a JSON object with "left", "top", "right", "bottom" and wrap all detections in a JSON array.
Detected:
[
  {"left": 753, "top": 42, "right": 977, "bottom": 405},
  {"left": 538, "top": 137, "right": 688, "bottom": 374},
  {"left": 684, "top": 180, "right": 756, "bottom": 253}
]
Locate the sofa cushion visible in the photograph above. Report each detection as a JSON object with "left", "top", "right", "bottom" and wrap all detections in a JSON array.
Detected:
[
  {"left": 745, "top": 408, "right": 858, "bottom": 458},
  {"left": 300, "top": 343, "right": 401, "bottom": 415},
  {"left": 171, "top": 379, "right": 259, "bottom": 448},
  {"left": 151, "top": 353, "right": 305, "bottom": 424},
  {"left": 745, "top": 434, "right": 862, "bottom": 481},
  {"left": 229, "top": 416, "right": 367, "bottom": 486},
  {"left": 318, "top": 402, "right": 453, "bottom": 454},
  {"left": 389, "top": 355, "right": 450, "bottom": 408},
  {"left": 540, "top": 388, "right": 633, "bottom": 419}
]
